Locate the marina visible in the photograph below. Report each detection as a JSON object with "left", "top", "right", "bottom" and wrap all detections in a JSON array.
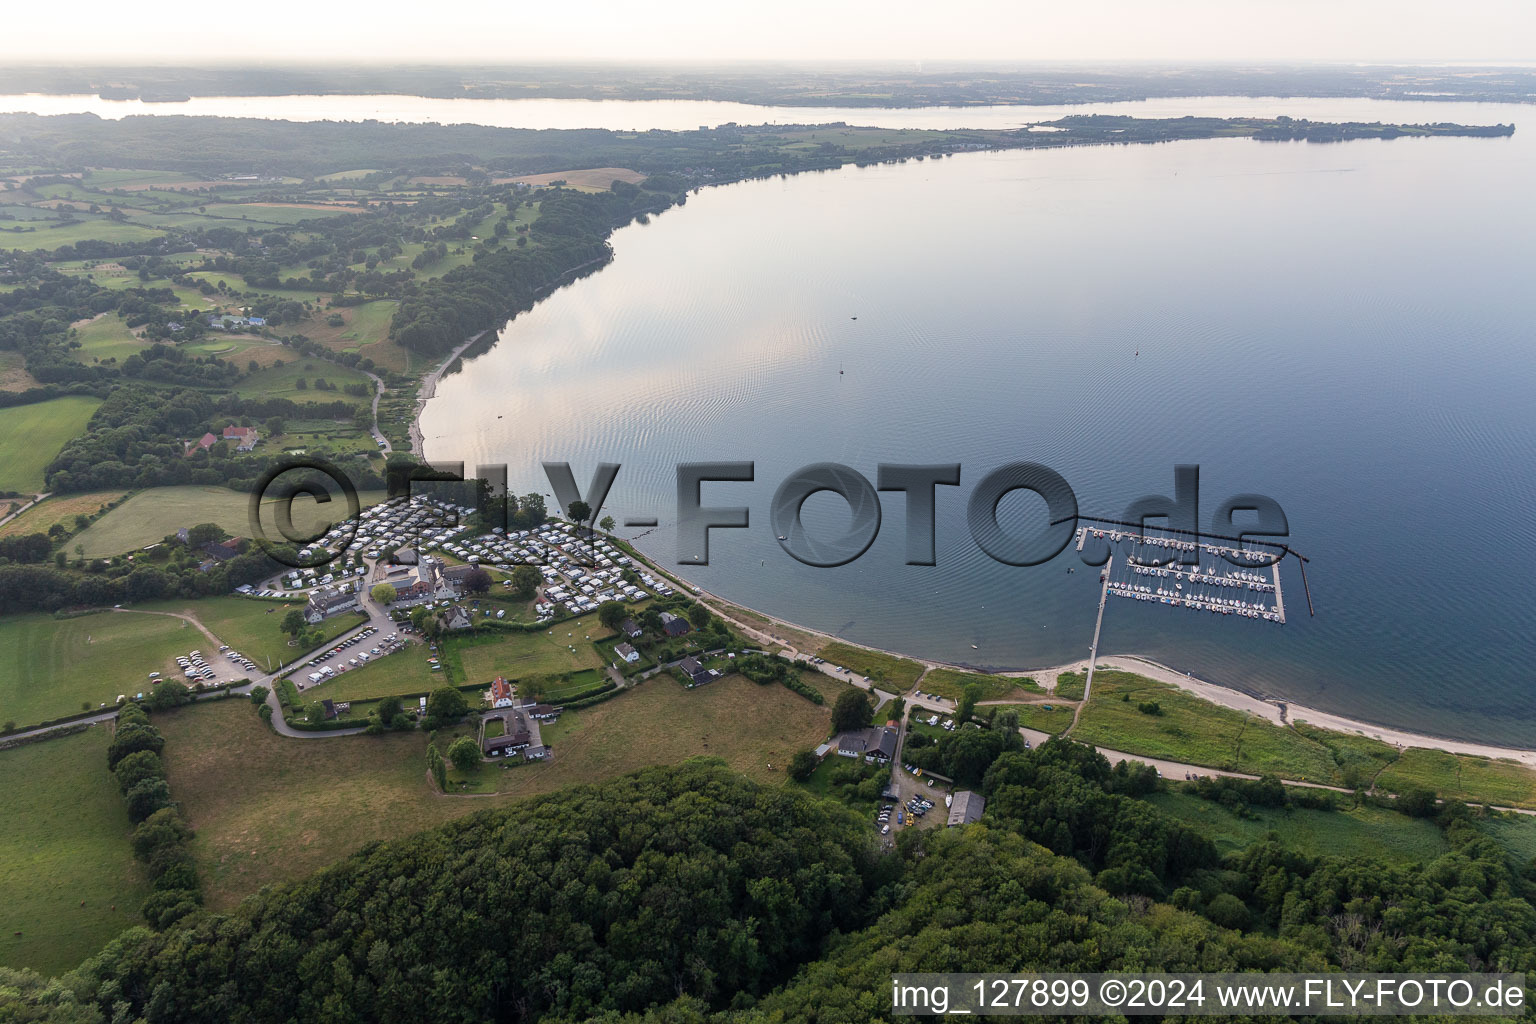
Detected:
[{"left": 1074, "top": 526, "right": 1287, "bottom": 624}]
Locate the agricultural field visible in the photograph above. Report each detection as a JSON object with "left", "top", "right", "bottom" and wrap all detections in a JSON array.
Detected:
[
  {"left": 505, "top": 168, "right": 645, "bottom": 190},
  {"left": 452, "top": 614, "right": 610, "bottom": 682},
  {"left": 0, "top": 727, "right": 147, "bottom": 975},
  {"left": 920, "top": 666, "right": 1039, "bottom": 702},
  {"left": 1146, "top": 791, "right": 1450, "bottom": 863},
  {"left": 0, "top": 395, "right": 103, "bottom": 494},
  {"left": 0, "top": 218, "right": 164, "bottom": 250},
  {"left": 157, "top": 674, "right": 832, "bottom": 909},
  {"left": 0, "top": 490, "right": 126, "bottom": 541},
  {"left": 1070, "top": 672, "right": 1395, "bottom": 788},
  {"left": 0, "top": 610, "right": 202, "bottom": 728},
  {"left": 70, "top": 484, "right": 388, "bottom": 558},
  {"left": 817, "top": 641, "right": 924, "bottom": 689}
]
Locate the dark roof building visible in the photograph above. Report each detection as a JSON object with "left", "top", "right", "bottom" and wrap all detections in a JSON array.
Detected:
[{"left": 834, "top": 725, "right": 898, "bottom": 762}]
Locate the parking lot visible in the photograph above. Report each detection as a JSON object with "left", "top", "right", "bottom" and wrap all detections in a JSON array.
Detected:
[
  {"left": 296, "top": 626, "right": 411, "bottom": 690},
  {"left": 162, "top": 645, "right": 257, "bottom": 689}
]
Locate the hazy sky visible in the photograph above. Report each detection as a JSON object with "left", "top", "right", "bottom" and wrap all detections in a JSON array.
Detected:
[{"left": 7, "top": 0, "right": 1535, "bottom": 64}]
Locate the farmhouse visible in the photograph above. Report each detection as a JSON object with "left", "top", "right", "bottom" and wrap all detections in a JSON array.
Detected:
[
  {"left": 659, "top": 611, "right": 692, "bottom": 637},
  {"left": 305, "top": 586, "right": 360, "bottom": 624},
  {"left": 678, "top": 655, "right": 716, "bottom": 686},
  {"left": 525, "top": 703, "right": 561, "bottom": 721},
  {"left": 222, "top": 424, "right": 259, "bottom": 451},
  {"left": 185, "top": 431, "right": 218, "bottom": 456},
  {"left": 619, "top": 618, "right": 643, "bottom": 639},
  {"left": 833, "top": 725, "right": 898, "bottom": 763},
  {"left": 442, "top": 605, "right": 473, "bottom": 631},
  {"left": 201, "top": 537, "right": 244, "bottom": 562},
  {"left": 615, "top": 642, "right": 640, "bottom": 664},
  {"left": 489, "top": 677, "right": 515, "bottom": 707}
]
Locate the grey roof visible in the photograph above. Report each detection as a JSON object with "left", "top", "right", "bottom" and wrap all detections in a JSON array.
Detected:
[{"left": 947, "top": 790, "right": 986, "bottom": 827}]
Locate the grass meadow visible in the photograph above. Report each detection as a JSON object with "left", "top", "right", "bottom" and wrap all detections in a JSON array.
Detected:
[
  {"left": 0, "top": 727, "right": 147, "bottom": 974},
  {"left": 0, "top": 396, "right": 103, "bottom": 493}
]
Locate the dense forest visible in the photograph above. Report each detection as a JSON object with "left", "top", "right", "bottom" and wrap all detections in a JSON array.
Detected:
[{"left": 0, "top": 745, "right": 1530, "bottom": 1023}]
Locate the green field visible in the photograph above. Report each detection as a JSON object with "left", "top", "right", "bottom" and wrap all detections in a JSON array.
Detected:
[
  {"left": 0, "top": 218, "right": 164, "bottom": 250},
  {"left": 991, "top": 702, "right": 1075, "bottom": 735},
  {"left": 0, "top": 396, "right": 103, "bottom": 493},
  {"left": 0, "top": 611, "right": 201, "bottom": 728},
  {"left": 304, "top": 644, "right": 444, "bottom": 702},
  {"left": 157, "top": 674, "right": 832, "bottom": 909},
  {"left": 920, "top": 667, "right": 1040, "bottom": 702},
  {"left": 817, "top": 641, "right": 924, "bottom": 689},
  {"left": 0, "top": 727, "right": 148, "bottom": 974},
  {"left": 1376, "top": 748, "right": 1536, "bottom": 809},
  {"left": 233, "top": 359, "right": 372, "bottom": 403},
  {"left": 71, "top": 485, "right": 387, "bottom": 558},
  {"left": 142, "top": 595, "right": 361, "bottom": 672},
  {"left": 68, "top": 314, "right": 151, "bottom": 364},
  {"left": 1147, "top": 790, "right": 1450, "bottom": 863},
  {"left": 1070, "top": 672, "right": 1395, "bottom": 787},
  {"left": 453, "top": 614, "right": 610, "bottom": 682}
]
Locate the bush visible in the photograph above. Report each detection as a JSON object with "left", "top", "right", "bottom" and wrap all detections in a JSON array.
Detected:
[
  {"left": 448, "top": 736, "right": 481, "bottom": 772},
  {"left": 788, "top": 750, "right": 819, "bottom": 782},
  {"left": 1205, "top": 892, "right": 1251, "bottom": 930},
  {"left": 424, "top": 685, "right": 469, "bottom": 730}
]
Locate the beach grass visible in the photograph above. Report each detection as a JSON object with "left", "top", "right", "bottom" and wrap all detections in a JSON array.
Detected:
[
  {"left": 1147, "top": 790, "right": 1449, "bottom": 863},
  {"left": 920, "top": 667, "right": 1040, "bottom": 702},
  {"left": 990, "top": 702, "right": 1075, "bottom": 735},
  {"left": 1376, "top": 748, "right": 1536, "bottom": 809},
  {"left": 817, "top": 641, "right": 924, "bottom": 689},
  {"left": 1072, "top": 671, "right": 1352, "bottom": 786}
]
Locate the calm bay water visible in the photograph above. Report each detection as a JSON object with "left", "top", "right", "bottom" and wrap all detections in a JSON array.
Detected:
[
  {"left": 12, "top": 88, "right": 1531, "bottom": 742},
  {"left": 416, "top": 97, "right": 1536, "bottom": 745}
]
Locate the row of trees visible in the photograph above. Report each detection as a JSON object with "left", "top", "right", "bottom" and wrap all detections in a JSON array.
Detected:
[{"left": 107, "top": 704, "right": 203, "bottom": 930}]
